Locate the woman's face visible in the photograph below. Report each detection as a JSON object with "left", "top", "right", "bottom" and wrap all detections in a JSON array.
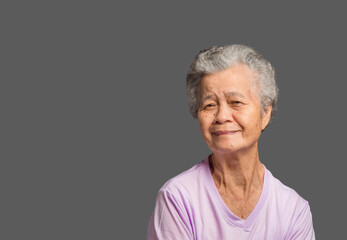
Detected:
[{"left": 197, "top": 64, "right": 272, "bottom": 154}]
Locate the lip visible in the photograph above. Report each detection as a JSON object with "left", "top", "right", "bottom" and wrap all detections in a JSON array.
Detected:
[{"left": 211, "top": 130, "right": 239, "bottom": 136}]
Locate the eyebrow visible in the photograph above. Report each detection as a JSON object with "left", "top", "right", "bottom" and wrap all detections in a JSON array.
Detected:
[
  {"left": 200, "top": 94, "right": 215, "bottom": 103},
  {"left": 225, "top": 91, "right": 246, "bottom": 99},
  {"left": 200, "top": 91, "right": 246, "bottom": 105}
]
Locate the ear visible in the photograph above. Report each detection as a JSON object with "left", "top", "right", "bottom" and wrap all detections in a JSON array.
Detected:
[{"left": 261, "top": 105, "right": 272, "bottom": 130}]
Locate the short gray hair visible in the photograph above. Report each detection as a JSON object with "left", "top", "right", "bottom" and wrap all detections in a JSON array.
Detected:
[{"left": 186, "top": 44, "right": 278, "bottom": 122}]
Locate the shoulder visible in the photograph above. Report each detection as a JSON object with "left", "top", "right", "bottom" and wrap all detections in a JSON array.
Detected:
[
  {"left": 266, "top": 169, "right": 315, "bottom": 239},
  {"left": 267, "top": 169, "right": 309, "bottom": 210},
  {"left": 148, "top": 160, "right": 208, "bottom": 239},
  {"left": 159, "top": 159, "right": 207, "bottom": 195}
]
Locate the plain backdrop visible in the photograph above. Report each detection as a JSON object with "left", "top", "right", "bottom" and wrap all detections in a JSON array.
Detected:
[{"left": 2, "top": 1, "right": 346, "bottom": 239}]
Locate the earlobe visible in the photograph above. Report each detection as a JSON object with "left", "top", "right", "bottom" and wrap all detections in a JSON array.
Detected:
[{"left": 262, "top": 106, "right": 272, "bottom": 130}]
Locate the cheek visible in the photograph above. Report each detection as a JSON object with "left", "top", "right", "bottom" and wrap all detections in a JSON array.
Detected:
[
  {"left": 197, "top": 116, "right": 204, "bottom": 130},
  {"left": 198, "top": 114, "right": 212, "bottom": 133},
  {"left": 235, "top": 112, "right": 261, "bottom": 131},
  {"left": 231, "top": 113, "right": 244, "bottom": 127}
]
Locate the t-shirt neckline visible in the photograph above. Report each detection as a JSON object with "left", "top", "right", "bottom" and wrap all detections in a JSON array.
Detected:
[{"left": 203, "top": 157, "right": 270, "bottom": 232}]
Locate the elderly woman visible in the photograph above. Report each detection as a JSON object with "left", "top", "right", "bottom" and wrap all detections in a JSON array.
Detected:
[{"left": 147, "top": 45, "right": 315, "bottom": 239}]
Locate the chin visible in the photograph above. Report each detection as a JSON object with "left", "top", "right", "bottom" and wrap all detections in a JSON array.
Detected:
[{"left": 210, "top": 144, "right": 240, "bottom": 153}]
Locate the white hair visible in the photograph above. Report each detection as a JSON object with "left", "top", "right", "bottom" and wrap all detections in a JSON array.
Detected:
[{"left": 186, "top": 44, "right": 279, "bottom": 122}]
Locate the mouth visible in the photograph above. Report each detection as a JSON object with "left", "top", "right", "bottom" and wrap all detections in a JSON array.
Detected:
[{"left": 211, "top": 130, "right": 239, "bottom": 136}]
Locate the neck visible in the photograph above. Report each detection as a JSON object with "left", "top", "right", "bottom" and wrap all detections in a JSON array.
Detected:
[{"left": 209, "top": 146, "right": 264, "bottom": 198}]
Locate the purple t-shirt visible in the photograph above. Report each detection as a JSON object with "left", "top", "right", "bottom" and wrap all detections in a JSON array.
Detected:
[{"left": 147, "top": 158, "right": 315, "bottom": 240}]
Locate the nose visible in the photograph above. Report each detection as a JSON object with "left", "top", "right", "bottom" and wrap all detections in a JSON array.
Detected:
[{"left": 214, "top": 104, "right": 232, "bottom": 124}]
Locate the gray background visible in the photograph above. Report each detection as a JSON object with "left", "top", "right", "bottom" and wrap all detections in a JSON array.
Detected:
[{"left": 2, "top": 1, "right": 346, "bottom": 239}]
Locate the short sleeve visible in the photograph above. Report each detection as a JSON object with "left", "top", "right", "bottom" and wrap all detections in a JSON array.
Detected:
[
  {"left": 147, "top": 190, "right": 193, "bottom": 240},
  {"left": 287, "top": 202, "right": 315, "bottom": 240}
]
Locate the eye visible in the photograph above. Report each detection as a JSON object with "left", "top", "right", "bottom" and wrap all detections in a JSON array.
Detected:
[
  {"left": 203, "top": 104, "right": 216, "bottom": 110},
  {"left": 230, "top": 101, "right": 242, "bottom": 106}
]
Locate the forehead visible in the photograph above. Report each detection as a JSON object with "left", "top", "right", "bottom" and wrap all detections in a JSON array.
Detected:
[{"left": 200, "top": 64, "right": 258, "bottom": 99}]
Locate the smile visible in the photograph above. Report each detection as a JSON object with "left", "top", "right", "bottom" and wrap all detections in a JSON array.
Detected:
[{"left": 212, "top": 130, "right": 239, "bottom": 136}]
